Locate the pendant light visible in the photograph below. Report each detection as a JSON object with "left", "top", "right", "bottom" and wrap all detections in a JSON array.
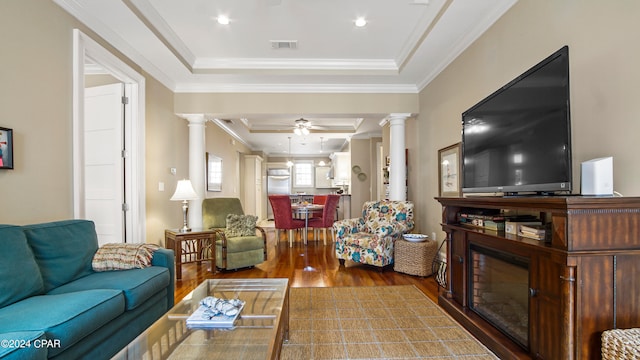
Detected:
[
  {"left": 286, "top": 136, "right": 294, "bottom": 167},
  {"left": 318, "top": 137, "right": 326, "bottom": 166}
]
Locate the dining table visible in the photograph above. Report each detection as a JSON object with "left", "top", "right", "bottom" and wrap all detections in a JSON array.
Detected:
[{"left": 291, "top": 203, "right": 324, "bottom": 245}]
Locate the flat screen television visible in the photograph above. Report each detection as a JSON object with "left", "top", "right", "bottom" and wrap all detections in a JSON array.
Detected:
[{"left": 461, "top": 46, "right": 571, "bottom": 195}]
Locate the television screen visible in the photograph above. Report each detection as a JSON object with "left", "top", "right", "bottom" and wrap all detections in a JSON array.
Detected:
[{"left": 462, "top": 46, "right": 571, "bottom": 195}]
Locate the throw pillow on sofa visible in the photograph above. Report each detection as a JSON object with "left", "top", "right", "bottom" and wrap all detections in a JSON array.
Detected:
[
  {"left": 92, "top": 243, "right": 160, "bottom": 271},
  {"left": 224, "top": 214, "right": 258, "bottom": 237}
]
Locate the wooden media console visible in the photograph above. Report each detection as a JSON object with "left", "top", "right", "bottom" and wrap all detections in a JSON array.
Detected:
[{"left": 436, "top": 196, "right": 640, "bottom": 359}]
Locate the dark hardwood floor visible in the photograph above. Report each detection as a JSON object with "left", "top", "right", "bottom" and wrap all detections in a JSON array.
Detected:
[{"left": 174, "top": 228, "right": 440, "bottom": 303}]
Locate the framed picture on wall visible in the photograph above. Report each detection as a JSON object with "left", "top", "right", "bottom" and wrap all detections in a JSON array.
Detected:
[
  {"left": 206, "top": 152, "right": 222, "bottom": 192},
  {"left": 438, "top": 142, "right": 461, "bottom": 197},
  {"left": 0, "top": 127, "right": 13, "bottom": 169}
]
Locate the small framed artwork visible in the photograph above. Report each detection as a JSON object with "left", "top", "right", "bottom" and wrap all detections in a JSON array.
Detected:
[
  {"left": 438, "top": 142, "right": 461, "bottom": 197},
  {"left": 0, "top": 127, "right": 13, "bottom": 170},
  {"left": 206, "top": 152, "right": 222, "bottom": 192}
]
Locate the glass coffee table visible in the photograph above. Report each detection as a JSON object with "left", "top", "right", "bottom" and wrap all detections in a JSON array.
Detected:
[{"left": 113, "top": 279, "right": 289, "bottom": 360}]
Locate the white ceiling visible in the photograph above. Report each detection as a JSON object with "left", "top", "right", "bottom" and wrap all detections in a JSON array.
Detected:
[{"left": 54, "top": 0, "right": 517, "bottom": 156}]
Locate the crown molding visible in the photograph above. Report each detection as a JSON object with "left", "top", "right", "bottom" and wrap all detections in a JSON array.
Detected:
[
  {"left": 192, "top": 58, "right": 398, "bottom": 75},
  {"left": 54, "top": 0, "right": 177, "bottom": 90},
  {"left": 417, "top": 0, "right": 518, "bottom": 91},
  {"left": 207, "top": 118, "right": 252, "bottom": 149},
  {"left": 395, "top": 0, "right": 452, "bottom": 71},
  {"left": 123, "top": 0, "right": 196, "bottom": 71},
  {"left": 173, "top": 82, "right": 419, "bottom": 94}
]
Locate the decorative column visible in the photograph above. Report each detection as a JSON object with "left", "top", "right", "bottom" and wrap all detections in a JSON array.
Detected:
[
  {"left": 388, "top": 113, "right": 411, "bottom": 201},
  {"left": 183, "top": 114, "right": 206, "bottom": 229}
]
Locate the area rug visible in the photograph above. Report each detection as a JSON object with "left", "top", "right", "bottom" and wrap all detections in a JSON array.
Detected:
[{"left": 280, "top": 285, "right": 498, "bottom": 360}]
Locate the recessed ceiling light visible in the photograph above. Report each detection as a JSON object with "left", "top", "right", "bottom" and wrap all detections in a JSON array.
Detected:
[
  {"left": 217, "top": 15, "right": 230, "bottom": 25},
  {"left": 354, "top": 17, "right": 367, "bottom": 27}
]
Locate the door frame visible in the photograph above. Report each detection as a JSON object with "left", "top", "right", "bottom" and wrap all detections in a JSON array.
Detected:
[{"left": 72, "top": 29, "right": 146, "bottom": 242}]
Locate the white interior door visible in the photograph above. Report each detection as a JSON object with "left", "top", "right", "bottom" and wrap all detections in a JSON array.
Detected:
[
  {"left": 84, "top": 83, "right": 125, "bottom": 245},
  {"left": 73, "top": 30, "right": 145, "bottom": 245}
]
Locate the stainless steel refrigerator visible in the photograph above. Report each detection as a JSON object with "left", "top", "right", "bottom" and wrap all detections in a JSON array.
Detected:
[{"left": 267, "top": 168, "right": 291, "bottom": 220}]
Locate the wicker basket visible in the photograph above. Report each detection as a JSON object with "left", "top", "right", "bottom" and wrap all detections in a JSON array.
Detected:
[
  {"left": 394, "top": 238, "right": 438, "bottom": 276},
  {"left": 602, "top": 328, "right": 640, "bottom": 360}
]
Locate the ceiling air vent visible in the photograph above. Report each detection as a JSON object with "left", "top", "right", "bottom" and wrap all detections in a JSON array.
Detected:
[{"left": 270, "top": 40, "right": 298, "bottom": 50}]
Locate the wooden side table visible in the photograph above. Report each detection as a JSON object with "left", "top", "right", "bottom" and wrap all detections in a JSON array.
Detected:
[{"left": 165, "top": 229, "right": 216, "bottom": 280}]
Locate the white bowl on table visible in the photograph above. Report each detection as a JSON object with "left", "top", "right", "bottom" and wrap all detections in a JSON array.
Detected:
[{"left": 402, "top": 234, "right": 429, "bottom": 242}]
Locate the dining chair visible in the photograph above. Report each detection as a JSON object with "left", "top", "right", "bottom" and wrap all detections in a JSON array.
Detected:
[
  {"left": 309, "top": 194, "right": 327, "bottom": 239},
  {"left": 308, "top": 194, "right": 341, "bottom": 245},
  {"left": 313, "top": 195, "right": 328, "bottom": 205},
  {"left": 268, "top": 195, "right": 305, "bottom": 247}
]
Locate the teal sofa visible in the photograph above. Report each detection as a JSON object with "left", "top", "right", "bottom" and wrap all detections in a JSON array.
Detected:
[{"left": 0, "top": 220, "right": 174, "bottom": 360}]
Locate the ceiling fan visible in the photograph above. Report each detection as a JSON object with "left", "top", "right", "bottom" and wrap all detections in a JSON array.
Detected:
[
  {"left": 244, "top": 116, "right": 349, "bottom": 135},
  {"left": 289, "top": 117, "right": 338, "bottom": 135},
  {"left": 293, "top": 118, "right": 312, "bottom": 135}
]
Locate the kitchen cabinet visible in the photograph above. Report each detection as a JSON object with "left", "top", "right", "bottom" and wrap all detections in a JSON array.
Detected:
[
  {"left": 243, "top": 155, "right": 263, "bottom": 219},
  {"left": 315, "top": 166, "right": 333, "bottom": 188},
  {"left": 330, "top": 152, "right": 350, "bottom": 190}
]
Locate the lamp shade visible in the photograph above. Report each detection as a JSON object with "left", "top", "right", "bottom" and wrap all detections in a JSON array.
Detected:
[{"left": 170, "top": 179, "right": 198, "bottom": 201}]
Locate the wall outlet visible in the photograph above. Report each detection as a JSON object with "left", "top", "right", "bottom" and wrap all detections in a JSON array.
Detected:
[
  {"left": 158, "top": 182, "right": 164, "bottom": 191},
  {"left": 432, "top": 232, "right": 437, "bottom": 241}
]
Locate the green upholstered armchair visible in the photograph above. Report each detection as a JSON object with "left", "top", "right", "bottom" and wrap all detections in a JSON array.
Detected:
[{"left": 202, "top": 198, "right": 267, "bottom": 270}]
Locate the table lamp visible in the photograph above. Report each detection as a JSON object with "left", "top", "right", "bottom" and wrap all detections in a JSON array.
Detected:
[{"left": 170, "top": 179, "right": 199, "bottom": 232}]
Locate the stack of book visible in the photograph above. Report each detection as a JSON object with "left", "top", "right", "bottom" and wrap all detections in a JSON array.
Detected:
[
  {"left": 458, "top": 212, "right": 539, "bottom": 232},
  {"left": 186, "top": 296, "right": 245, "bottom": 328},
  {"left": 505, "top": 221, "right": 542, "bottom": 235},
  {"left": 458, "top": 213, "right": 506, "bottom": 230},
  {"left": 518, "top": 224, "right": 548, "bottom": 240}
]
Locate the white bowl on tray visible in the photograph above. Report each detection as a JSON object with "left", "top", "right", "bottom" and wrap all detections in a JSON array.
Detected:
[{"left": 402, "top": 234, "right": 429, "bottom": 242}]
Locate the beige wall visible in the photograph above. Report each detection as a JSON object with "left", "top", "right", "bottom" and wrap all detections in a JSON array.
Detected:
[
  {"left": 204, "top": 123, "right": 253, "bottom": 199},
  {"left": 416, "top": 0, "right": 640, "bottom": 242},
  {"left": 144, "top": 79, "right": 187, "bottom": 245},
  {"left": 349, "top": 139, "right": 371, "bottom": 211},
  {"left": 0, "top": 0, "right": 188, "bottom": 249},
  {"left": 1, "top": 0, "right": 84, "bottom": 223},
  {"left": 85, "top": 74, "right": 120, "bottom": 88}
]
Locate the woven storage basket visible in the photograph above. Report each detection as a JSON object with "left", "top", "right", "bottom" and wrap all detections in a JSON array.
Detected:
[
  {"left": 394, "top": 238, "right": 438, "bottom": 276},
  {"left": 602, "top": 328, "right": 640, "bottom": 360}
]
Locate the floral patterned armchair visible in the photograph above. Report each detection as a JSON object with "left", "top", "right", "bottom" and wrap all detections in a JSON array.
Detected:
[{"left": 334, "top": 200, "right": 414, "bottom": 268}]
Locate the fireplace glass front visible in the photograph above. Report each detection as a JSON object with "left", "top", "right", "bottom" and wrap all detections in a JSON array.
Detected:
[{"left": 469, "top": 244, "right": 529, "bottom": 348}]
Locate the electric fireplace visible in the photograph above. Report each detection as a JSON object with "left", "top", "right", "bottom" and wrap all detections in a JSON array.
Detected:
[{"left": 469, "top": 244, "right": 530, "bottom": 348}]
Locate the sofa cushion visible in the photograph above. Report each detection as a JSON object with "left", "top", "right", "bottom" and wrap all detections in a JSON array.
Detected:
[
  {"left": 216, "top": 247, "right": 265, "bottom": 270},
  {"left": 48, "top": 267, "right": 170, "bottom": 311},
  {"left": 216, "top": 236, "right": 264, "bottom": 253},
  {"left": 23, "top": 220, "right": 99, "bottom": 292},
  {"left": 0, "top": 331, "right": 48, "bottom": 360},
  {"left": 0, "top": 225, "right": 44, "bottom": 308},
  {"left": 92, "top": 243, "right": 160, "bottom": 271},
  {"left": 0, "top": 289, "right": 124, "bottom": 357}
]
